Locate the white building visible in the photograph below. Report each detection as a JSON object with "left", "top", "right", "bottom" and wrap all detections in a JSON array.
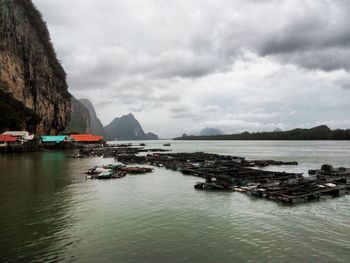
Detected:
[{"left": 2, "top": 131, "right": 34, "bottom": 141}]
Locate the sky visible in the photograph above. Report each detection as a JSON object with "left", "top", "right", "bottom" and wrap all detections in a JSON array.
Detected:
[{"left": 33, "top": 0, "right": 350, "bottom": 138}]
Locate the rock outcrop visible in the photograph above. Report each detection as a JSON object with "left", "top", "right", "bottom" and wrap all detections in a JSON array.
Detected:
[
  {"left": 104, "top": 113, "right": 158, "bottom": 141},
  {"left": 63, "top": 97, "right": 91, "bottom": 134},
  {"left": 79, "top": 99, "right": 106, "bottom": 137},
  {"left": 0, "top": 0, "right": 71, "bottom": 134}
]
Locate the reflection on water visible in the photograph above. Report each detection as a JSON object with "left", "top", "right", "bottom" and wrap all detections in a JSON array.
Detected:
[
  {"left": 0, "top": 152, "right": 75, "bottom": 262},
  {"left": 0, "top": 141, "right": 349, "bottom": 263}
]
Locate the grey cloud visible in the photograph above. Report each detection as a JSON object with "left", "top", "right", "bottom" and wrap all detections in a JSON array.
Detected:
[
  {"left": 171, "top": 111, "right": 204, "bottom": 121},
  {"left": 169, "top": 103, "right": 220, "bottom": 122},
  {"left": 335, "top": 77, "right": 350, "bottom": 90},
  {"left": 273, "top": 48, "right": 350, "bottom": 72},
  {"left": 36, "top": 0, "right": 350, "bottom": 81},
  {"left": 128, "top": 51, "right": 224, "bottom": 79},
  {"left": 170, "top": 106, "right": 188, "bottom": 113},
  {"left": 255, "top": 1, "right": 350, "bottom": 71},
  {"left": 32, "top": 0, "right": 350, "bottom": 136},
  {"left": 169, "top": 104, "right": 204, "bottom": 121}
]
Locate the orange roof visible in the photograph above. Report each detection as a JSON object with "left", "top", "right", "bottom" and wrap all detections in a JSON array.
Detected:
[
  {"left": 69, "top": 134, "right": 104, "bottom": 142},
  {"left": 0, "top": 135, "right": 17, "bottom": 142}
]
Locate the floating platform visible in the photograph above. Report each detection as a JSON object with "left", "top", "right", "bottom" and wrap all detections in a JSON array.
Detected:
[
  {"left": 309, "top": 164, "right": 350, "bottom": 182},
  {"left": 114, "top": 152, "right": 350, "bottom": 205},
  {"left": 85, "top": 164, "right": 153, "bottom": 180}
]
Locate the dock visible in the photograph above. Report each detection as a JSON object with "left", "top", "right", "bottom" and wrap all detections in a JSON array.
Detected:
[{"left": 0, "top": 142, "right": 41, "bottom": 153}]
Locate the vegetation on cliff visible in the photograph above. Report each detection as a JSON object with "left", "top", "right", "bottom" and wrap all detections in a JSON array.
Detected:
[
  {"left": 13, "top": 0, "right": 66, "bottom": 81},
  {"left": 0, "top": 0, "right": 71, "bottom": 134}
]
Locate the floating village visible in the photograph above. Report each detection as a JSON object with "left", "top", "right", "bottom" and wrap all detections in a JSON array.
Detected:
[
  {"left": 1, "top": 130, "right": 350, "bottom": 205},
  {"left": 0, "top": 131, "right": 104, "bottom": 153}
]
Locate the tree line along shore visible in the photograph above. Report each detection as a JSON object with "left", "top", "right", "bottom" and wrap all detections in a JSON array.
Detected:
[{"left": 174, "top": 125, "right": 350, "bottom": 140}]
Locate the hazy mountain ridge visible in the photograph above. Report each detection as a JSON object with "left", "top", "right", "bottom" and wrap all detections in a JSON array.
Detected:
[
  {"left": 199, "top": 127, "right": 223, "bottom": 136},
  {"left": 174, "top": 125, "right": 350, "bottom": 140}
]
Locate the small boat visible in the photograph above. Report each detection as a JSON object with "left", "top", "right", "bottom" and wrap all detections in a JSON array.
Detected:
[
  {"left": 86, "top": 167, "right": 111, "bottom": 175},
  {"left": 194, "top": 182, "right": 226, "bottom": 190},
  {"left": 97, "top": 171, "right": 114, "bottom": 179},
  {"left": 163, "top": 143, "right": 171, "bottom": 146},
  {"left": 67, "top": 153, "right": 85, "bottom": 158}
]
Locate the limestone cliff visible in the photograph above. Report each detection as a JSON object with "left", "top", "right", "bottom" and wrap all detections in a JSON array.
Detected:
[
  {"left": 104, "top": 113, "right": 159, "bottom": 141},
  {"left": 63, "top": 97, "right": 91, "bottom": 134},
  {"left": 0, "top": 0, "right": 71, "bottom": 134},
  {"left": 79, "top": 99, "right": 106, "bottom": 137}
]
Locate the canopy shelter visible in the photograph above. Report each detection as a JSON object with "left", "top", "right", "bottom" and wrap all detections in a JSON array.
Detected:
[
  {"left": 0, "top": 135, "right": 17, "bottom": 142},
  {"left": 69, "top": 134, "right": 104, "bottom": 142},
  {"left": 41, "top": 135, "right": 72, "bottom": 143}
]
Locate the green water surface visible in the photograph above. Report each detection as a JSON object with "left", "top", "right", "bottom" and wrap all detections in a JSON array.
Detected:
[{"left": 0, "top": 141, "right": 349, "bottom": 263}]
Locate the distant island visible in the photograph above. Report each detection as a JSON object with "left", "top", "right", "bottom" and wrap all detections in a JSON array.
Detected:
[
  {"left": 199, "top": 127, "right": 223, "bottom": 136},
  {"left": 65, "top": 99, "right": 159, "bottom": 141},
  {"left": 174, "top": 125, "right": 350, "bottom": 140},
  {"left": 104, "top": 113, "right": 158, "bottom": 141}
]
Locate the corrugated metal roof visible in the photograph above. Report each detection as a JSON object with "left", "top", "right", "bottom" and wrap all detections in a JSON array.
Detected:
[
  {"left": 70, "top": 134, "right": 103, "bottom": 142},
  {"left": 2, "top": 131, "right": 34, "bottom": 140},
  {"left": 2, "top": 131, "right": 29, "bottom": 137},
  {"left": 0, "top": 135, "right": 17, "bottom": 142},
  {"left": 41, "top": 135, "right": 70, "bottom": 143}
]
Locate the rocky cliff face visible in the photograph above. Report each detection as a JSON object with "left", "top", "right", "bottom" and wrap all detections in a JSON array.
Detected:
[
  {"left": 0, "top": 0, "right": 70, "bottom": 134},
  {"left": 79, "top": 99, "right": 106, "bottom": 137},
  {"left": 104, "top": 113, "right": 159, "bottom": 141},
  {"left": 63, "top": 97, "right": 91, "bottom": 134}
]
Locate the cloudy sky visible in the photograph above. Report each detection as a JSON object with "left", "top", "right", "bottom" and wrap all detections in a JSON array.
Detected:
[{"left": 33, "top": 0, "right": 350, "bottom": 138}]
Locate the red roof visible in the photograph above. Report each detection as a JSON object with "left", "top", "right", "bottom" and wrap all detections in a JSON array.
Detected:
[
  {"left": 70, "top": 134, "right": 104, "bottom": 142},
  {"left": 0, "top": 135, "right": 17, "bottom": 142}
]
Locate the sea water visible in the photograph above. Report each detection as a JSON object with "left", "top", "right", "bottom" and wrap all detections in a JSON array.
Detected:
[{"left": 0, "top": 140, "right": 349, "bottom": 262}]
